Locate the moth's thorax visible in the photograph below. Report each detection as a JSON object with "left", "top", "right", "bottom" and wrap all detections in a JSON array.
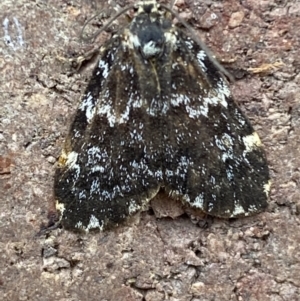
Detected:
[{"left": 126, "top": 2, "right": 174, "bottom": 58}]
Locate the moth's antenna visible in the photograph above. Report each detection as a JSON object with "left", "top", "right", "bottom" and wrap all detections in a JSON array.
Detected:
[
  {"left": 81, "top": 4, "right": 135, "bottom": 43},
  {"left": 160, "top": 4, "right": 234, "bottom": 82}
]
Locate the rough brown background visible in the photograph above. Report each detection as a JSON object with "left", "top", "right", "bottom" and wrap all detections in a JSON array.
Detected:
[{"left": 1, "top": 0, "right": 299, "bottom": 300}]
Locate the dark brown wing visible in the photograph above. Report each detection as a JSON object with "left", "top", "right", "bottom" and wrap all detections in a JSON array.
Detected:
[
  {"left": 162, "top": 32, "right": 270, "bottom": 218},
  {"left": 54, "top": 36, "right": 166, "bottom": 232}
]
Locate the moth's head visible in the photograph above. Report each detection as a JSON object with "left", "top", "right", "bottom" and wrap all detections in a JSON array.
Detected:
[{"left": 129, "top": 0, "right": 173, "bottom": 59}]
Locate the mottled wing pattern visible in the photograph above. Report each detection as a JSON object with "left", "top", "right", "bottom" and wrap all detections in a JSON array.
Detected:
[
  {"left": 162, "top": 33, "right": 270, "bottom": 217},
  {"left": 54, "top": 0, "right": 270, "bottom": 232},
  {"left": 54, "top": 37, "right": 165, "bottom": 231}
]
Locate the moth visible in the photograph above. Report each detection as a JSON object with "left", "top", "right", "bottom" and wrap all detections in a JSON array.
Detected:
[{"left": 54, "top": 0, "right": 271, "bottom": 232}]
